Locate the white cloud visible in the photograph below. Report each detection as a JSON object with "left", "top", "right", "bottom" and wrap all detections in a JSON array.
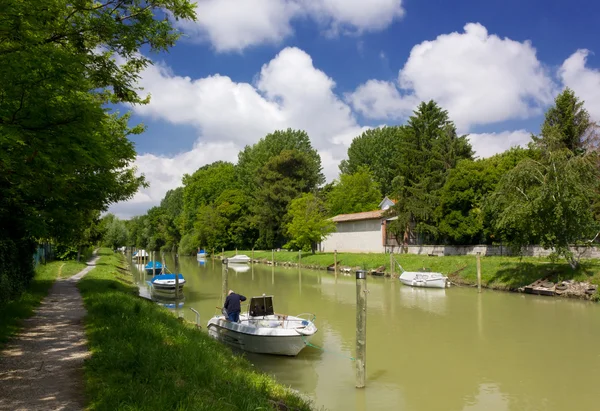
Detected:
[
  {"left": 467, "top": 130, "right": 532, "bottom": 158},
  {"left": 179, "top": 0, "right": 404, "bottom": 51},
  {"left": 110, "top": 47, "right": 365, "bottom": 217},
  {"left": 559, "top": 49, "right": 600, "bottom": 121},
  {"left": 348, "top": 23, "right": 555, "bottom": 131}
]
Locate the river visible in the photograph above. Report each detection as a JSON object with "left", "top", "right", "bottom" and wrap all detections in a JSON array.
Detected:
[{"left": 132, "top": 255, "right": 600, "bottom": 411}]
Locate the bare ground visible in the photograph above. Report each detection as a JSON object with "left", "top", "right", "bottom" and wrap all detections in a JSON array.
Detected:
[{"left": 0, "top": 256, "right": 99, "bottom": 411}]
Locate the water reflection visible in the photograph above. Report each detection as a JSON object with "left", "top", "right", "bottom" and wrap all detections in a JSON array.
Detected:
[
  {"left": 227, "top": 263, "right": 250, "bottom": 273},
  {"left": 129, "top": 256, "right": 600, "bottom": 411}
]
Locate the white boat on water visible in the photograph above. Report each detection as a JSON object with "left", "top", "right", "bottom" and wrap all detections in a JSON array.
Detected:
[
  {"left": 150, "top": 274, "right": 185, "bottom": 292},
  {"left": 224, "top": 254, "right": 251, "bottom": 264},
  {"left": 399, "top": 271, "right": 449, "bottom": 289},
  {"left": 207, "top": 295, "right": 317, "bottom": 356}
]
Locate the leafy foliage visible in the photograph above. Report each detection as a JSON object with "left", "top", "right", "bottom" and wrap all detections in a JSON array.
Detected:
[
  {"left": 340, "top": 126, "right": 406, "bottom": 196},
  {"left": 489, "top": 89, "right": 600, "bottom": 267},
  {"left": 285, "top": 193, "right": 335, "bottom": 253},
  {"left": 327, "top": 166, "right": 382, "bottom": 216}
]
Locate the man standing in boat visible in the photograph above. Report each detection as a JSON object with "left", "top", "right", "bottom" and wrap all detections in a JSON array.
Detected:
[{"left": 224, "top": 290, "right": 246, "bottom": 323}]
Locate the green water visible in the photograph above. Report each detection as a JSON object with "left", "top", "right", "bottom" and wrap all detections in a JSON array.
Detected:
[{"left": 133, "top": 256, "right": 600, "bottom": 411}]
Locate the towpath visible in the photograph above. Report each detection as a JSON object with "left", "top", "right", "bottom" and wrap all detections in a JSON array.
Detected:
[{"left": 0, "top": 254, "right": 98, "bottom": 411}]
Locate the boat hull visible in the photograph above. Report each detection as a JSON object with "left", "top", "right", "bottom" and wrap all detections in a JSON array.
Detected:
[
  {"left": 207, "top": 319, "right": 311, "bottom": 356},
  {"left": 225, "top": 255, "right": 251, "bottom": 264},
  {"left": 399, "top": 272, "right": 448, "bottom": 289}
]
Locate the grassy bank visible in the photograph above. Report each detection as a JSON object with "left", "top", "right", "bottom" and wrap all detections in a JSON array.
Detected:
[
  {"left": 222, "top": 250, "right": 600, "bottom": 292},
  {"left": 0, "top": 260, "right": 87, "bottom": 348},
  {"left": 78, "top": 249, "right": 313, "bottom": 411}
]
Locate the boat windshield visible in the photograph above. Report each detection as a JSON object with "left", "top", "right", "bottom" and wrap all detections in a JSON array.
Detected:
[{"left": 248, "top": 296, "right": 274, "bottom": 317}]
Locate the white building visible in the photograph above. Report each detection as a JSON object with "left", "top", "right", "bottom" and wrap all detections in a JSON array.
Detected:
[{"left": 320, "top": 197, "right": 396, "bottom": 253}]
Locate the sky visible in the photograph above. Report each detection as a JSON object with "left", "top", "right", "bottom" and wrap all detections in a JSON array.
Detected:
[{"left": 109, "top": 0, "right": 600, "bottom": 218}]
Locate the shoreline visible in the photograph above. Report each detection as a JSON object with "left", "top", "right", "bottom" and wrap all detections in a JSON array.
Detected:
[{"left": 215, "top": 250, "right": 600, "bottom": 301}]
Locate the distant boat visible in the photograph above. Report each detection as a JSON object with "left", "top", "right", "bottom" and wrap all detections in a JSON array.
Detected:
[
  {"left": 145, "top": 261, "right": 164, "bottom": 274},
  {"left": 133, "top": 250, "right": 149, "bottom": 260},
  {"left": 207, "top": 294, "right": 318, "bottom": 356},
  {"left": 224, "top": 254, "right": 251, "bottom": 264},
  {"left": 399, "top": 271, "right": 449, "bottom": 289},
  {"left": 150, "top": 274, "right": 185, "bottom": 293},
  {"left": 197, "top": 249, "right": 208, "bottom": 259}
]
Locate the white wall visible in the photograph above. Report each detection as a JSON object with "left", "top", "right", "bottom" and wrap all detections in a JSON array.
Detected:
[{"left": 321, "top": 220, "right": 384, "bottom": 253}]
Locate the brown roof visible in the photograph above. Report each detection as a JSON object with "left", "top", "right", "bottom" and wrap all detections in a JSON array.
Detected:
[{"left": 331, "top": 209, "right": 385, "bottom": 223}]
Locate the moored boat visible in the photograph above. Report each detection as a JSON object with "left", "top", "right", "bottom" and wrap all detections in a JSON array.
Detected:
[
  {"left": 207, "top": 295, "right": 318, "bottom": 356},
  {"left": 399, "top": 271, "right": 449, "bottom": 289},
  {"left": 224, "top": 254, "right": 251, "bottom": 264},
  {"left": 145, "top": 261, "right": 164, "bottom": 274},
  {"left": 150, "top": 273, "right": 185, "bottom": 292},
  {"left": 197, "top": 249, "right": 208, "bottom": 259}
]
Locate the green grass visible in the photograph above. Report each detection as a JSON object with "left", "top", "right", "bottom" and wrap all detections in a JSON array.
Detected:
[
  {"left": 223, "top": 250, "right": 600, "bottom": 291},
  {"left": 0, "top": 259, "right": 87, "bottom": 348},
  {"left": 78, "top": 248, "right": 313, "bottom": 411}
]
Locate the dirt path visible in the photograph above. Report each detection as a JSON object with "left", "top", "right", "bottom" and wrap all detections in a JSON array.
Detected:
[{"left": 0, "top": 255, "right": 99, "bottom": 411}]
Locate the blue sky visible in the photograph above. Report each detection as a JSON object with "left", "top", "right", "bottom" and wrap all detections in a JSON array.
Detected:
[{"left": 111, "top": 0, "right": 600, "bottom": 218}]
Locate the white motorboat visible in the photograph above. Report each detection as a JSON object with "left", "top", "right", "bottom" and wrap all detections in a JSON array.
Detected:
[
  {"left": 224, "top": 254, "right": 251, "bottom": 264},
  {"left": 207, "top": 295, "right": 318, "bottom": 356},
  {"left": 150, "top": 273, "right": 185, "bottom": 292},
  {"left": 399, "top": 271, "right": 449, "bottom": 289}
]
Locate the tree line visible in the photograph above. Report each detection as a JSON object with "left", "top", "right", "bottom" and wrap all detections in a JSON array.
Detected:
[
  {"left": 0, "top": 1, "right": 196, "bottom": 303},
  {"left": 112, "top": 89, "right": 600, "bottom": 268}
]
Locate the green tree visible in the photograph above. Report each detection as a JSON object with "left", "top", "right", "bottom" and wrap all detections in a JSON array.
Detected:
[
  {"left": 181, "top": 162, "right": 238, "bottom": 232},
  {"left": 103, "top": 217, "right": 129, "bottom": 250},
  {"left": 389, "top": 101, "right": 473, "bottom": 243},
  {"left": 340, "top": 126, "right": 407, "bottom": 196},
  {"left": 0, "top": 0, "right": 195, "bottom": 300},
  {"left": 327, "top": 166, "right": 382, "bottom": 216},
  {"left": 490, "top": 90, "right": 600, "bottom": 268},
  {"left": 254, "top": 149, "right": 322, "bottom": 248},
  {"left": 437, "top": 148, "right": 533, "bottom": 244},
  {"left": 237, "top": 129, "right": 324, "bottom": 193},
  {"left": 285, "top": 193, "right": 335, "bottom": 253}
]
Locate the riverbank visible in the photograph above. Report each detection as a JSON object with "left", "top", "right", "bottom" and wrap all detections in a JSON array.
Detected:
[
  {"left": 78, "top": 249, "right": 313, "bottom": 411},
  {"left": 220, "top": 250, "right": 600, "bottom": 298},
  {"left": 0, "top": 260, "right": 87, "bottom": 348}
]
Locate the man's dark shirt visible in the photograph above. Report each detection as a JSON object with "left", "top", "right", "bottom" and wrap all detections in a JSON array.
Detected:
[{"left": 224, "top": 293, "right": 247, "bottom": 314}]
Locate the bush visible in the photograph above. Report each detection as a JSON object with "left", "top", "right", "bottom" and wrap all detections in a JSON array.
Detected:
[{"left": 0, "top": 238, "right": 36, "bottom": 303}]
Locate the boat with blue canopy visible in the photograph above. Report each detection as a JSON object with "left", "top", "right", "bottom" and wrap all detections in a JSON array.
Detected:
[
  {"left": 151, "top": 273, "right": 185, "bottom": 293},
  {"left": 145, "top": 261, "right": 164, "bottom": 274}
]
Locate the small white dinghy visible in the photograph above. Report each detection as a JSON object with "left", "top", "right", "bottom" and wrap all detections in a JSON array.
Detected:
[
  {"left": 207, "top": 295, "right": 317, "bottom": 356},
  {"left": 399, "top": 271, "right": 449, "bottom": 289},
  {"left": 224, "top": 254, "right": 251, "bottom": 264}
]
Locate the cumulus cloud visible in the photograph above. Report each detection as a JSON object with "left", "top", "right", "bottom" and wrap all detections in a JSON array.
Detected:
[
  {"left": 467, "top": 130, "right": 532, "bottom": 158},
  {"left": 109, "top": 47, "right": 366, "bottom": 217},
  {"left": 179, "top": 0, "right": 404, "bottom": 52},
  {"left": 559, "top": 49, "right": 600, "bottom": 121},
  {"left": 348, "top": 23, "right": 555, "bottom": 131}
]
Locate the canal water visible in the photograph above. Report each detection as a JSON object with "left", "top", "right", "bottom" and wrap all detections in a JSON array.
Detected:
[{"left": 132, "top": 256, "right": 600, "bottom": 411}]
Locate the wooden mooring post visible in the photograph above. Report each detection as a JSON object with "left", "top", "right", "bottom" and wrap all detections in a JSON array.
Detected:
[
  {"left": 298, "top": 249, "right": 301, "bottom": 264},
  {"left": 477, "top": 252, "right": 482, "bottom": 293},
  {"left": 161, "top": 252, "right": 165, "bottom": 274},
  {"left": 152, "top": 251, "right": 156, "bottom": 276},
  {"left": 252, "top": 248, "right": 255, "bottom": 262},
  {"left": 356, "top": 269, "right": 367, "bottom": 388},
  {"left": 390, "top": 250, "right": 394, "bottom": 277},
  {"left": 272, "top": 249, "right": 275, "bottom": 265},
  {"left": 221, "top": 264, "right": 228, "bottom": 305},
  {"left": 175, "top": 255, "right": 180, "bottom": 300}
]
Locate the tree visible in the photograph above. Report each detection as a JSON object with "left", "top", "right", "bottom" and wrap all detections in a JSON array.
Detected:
[
  {"left": 254, "top": 149, "right": 322, "bottom": 248},
  {"left": 181, "top": 162, "right": 238, "bottom": 232},
  {"left": 327, "top": 166, "right": 382, "bottom": 216},
  {"left": 436, "top": 148, "right": 533, "bottom": 244},
  {"left": 0, "top": 0, "right": 195, "bottom": 300},
  {"left": 103, "top": 217, "right": 128, "bottom": 250},
  {"left": 389, "top": 101, "right": 473, "bottom": 243},
  {"left": 237, "top": 129, "right": 324, "bottom": 194},
  {"left": 340, "top": 126, "right": 406, "bottom": 196},
  {"left": 285, "top": 193, "right": 335, "bottom": 253},
  {"left": 489, "top": 89, "right": 600, "bottom": 268}
]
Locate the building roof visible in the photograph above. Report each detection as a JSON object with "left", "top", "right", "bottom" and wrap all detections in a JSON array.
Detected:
[{"left": 331, "top": 209, "right": 385, "bottom": 222}]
